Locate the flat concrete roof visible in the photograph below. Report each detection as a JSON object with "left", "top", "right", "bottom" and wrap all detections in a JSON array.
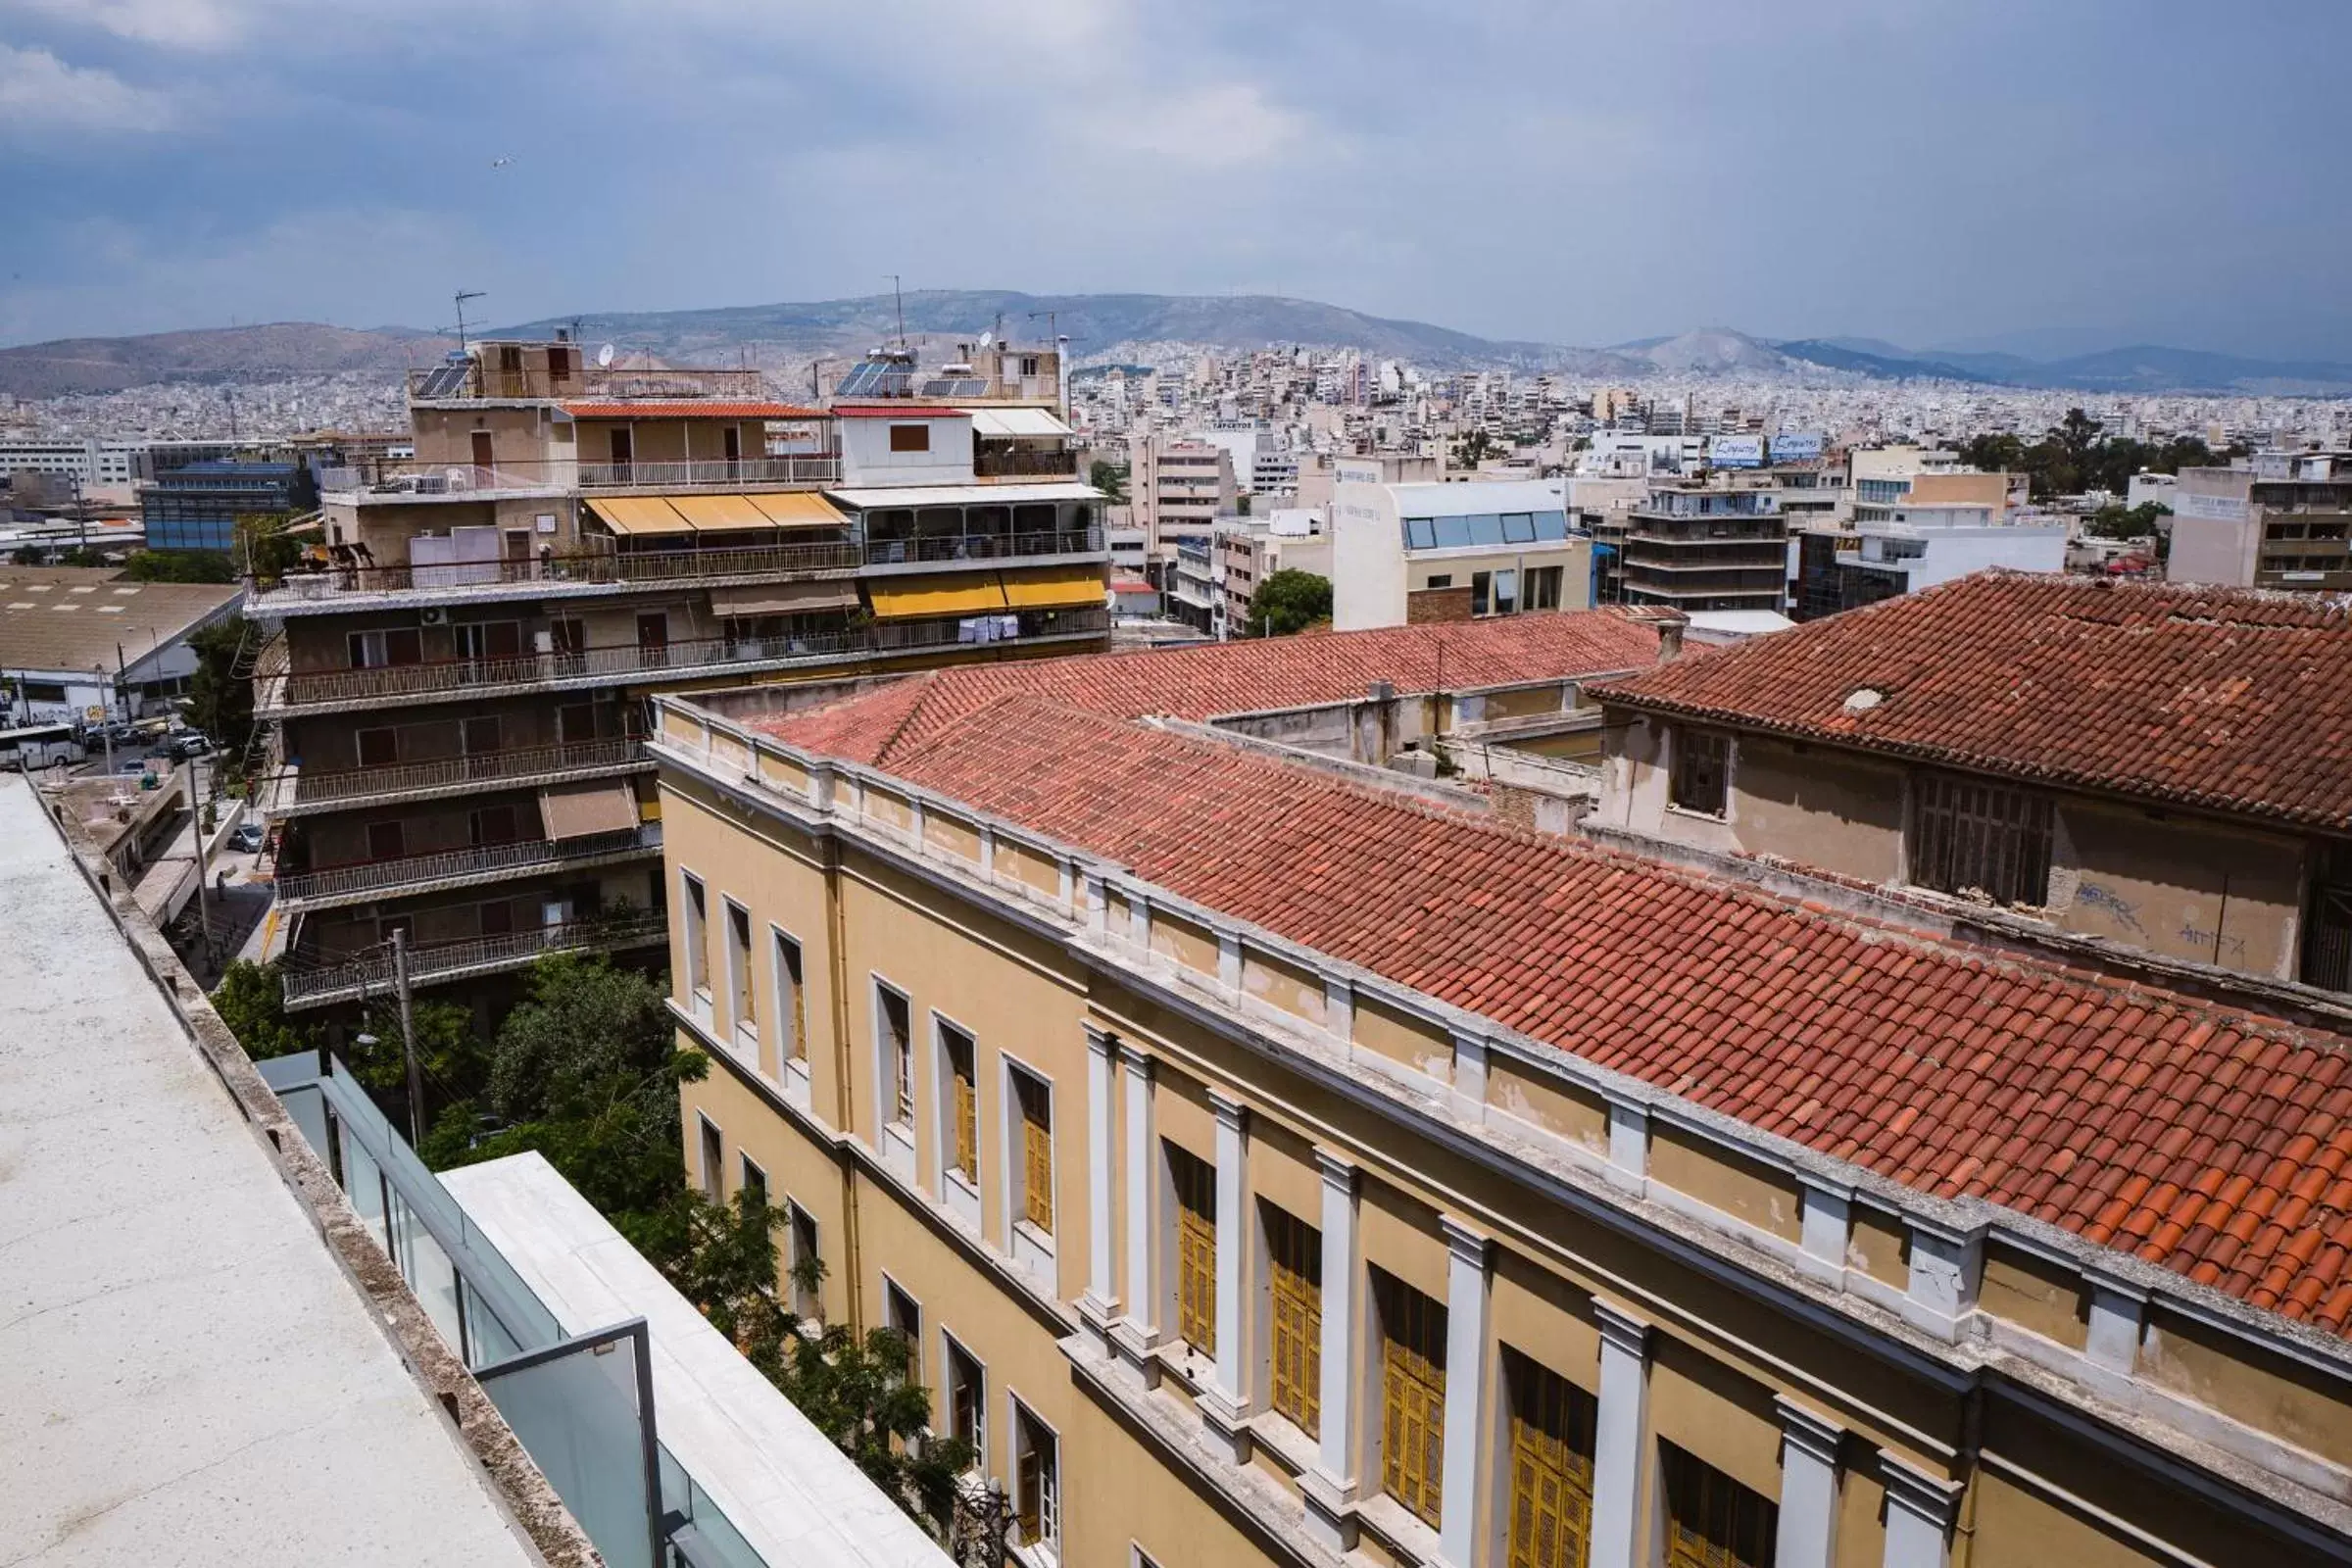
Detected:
[
  {"left": 443, "top": 1152, "right": 951, "bottom": 1568},
  {"left": 0, "top": 775, "right": 544, "bottom": 1568}
]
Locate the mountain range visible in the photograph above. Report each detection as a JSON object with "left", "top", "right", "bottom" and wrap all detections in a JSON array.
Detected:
[{"left": 4, "top": 291, "right": 2350, "bottom": 399}]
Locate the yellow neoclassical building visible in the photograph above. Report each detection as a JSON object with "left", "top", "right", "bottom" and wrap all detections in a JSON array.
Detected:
[{"left": 649, "top": 626, "right": 2352, "bottom": 1568}]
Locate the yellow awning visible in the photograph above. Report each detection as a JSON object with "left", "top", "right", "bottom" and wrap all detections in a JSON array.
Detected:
[
  {"left": 865, "top": 573, "right": 1008, "bottom": 619},
  {"left": 710, "top": 582, "right": 860, "bottom": 615},
  {"left": 586, "top": 496, "right": 692, "bottom": 536},
  {"left": 666, "top": 493, "right": 779, "bottom": 530},
  {"left": 539, "top": 778, "right": 641, "bottom": 840},
  {"left": 999, "top": 564, "right": 1108, "bottom": 611},
  {"left": 747, "top": 492, "right": 848, "bottom": 528}
]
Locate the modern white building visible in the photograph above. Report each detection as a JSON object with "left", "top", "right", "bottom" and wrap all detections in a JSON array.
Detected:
[
  {"left": 1330, "top": 471, "right": 1591, "bottom": 630},
  {"left": 1835, "top": 501, "right": 2069, "bottom": 605}
]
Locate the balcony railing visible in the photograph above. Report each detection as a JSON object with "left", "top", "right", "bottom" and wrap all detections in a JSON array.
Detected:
[
  {"left": 319, "top": 464, "right": 563, "bottom": 498},
  {"left": 408, "top": 364, "right": 769, "bottom": 402},
  {"left": 973, "top": 447, "right": 1080, "bottom": 478},
  {"left": 252, "top": 538, "right": 863, "bottom": 604},
  {"left": 273, "top": 737, "right": 651, "bottom": 810},
  {"left": 277, "top": 824, "right": 661, "bottom": 906},
  {"left": 281, "top": 911, "right": 670, "bottom": 1006},
  {"left": 575, "top": 456, "right": 839, "bottom": 490},
  {"left": 863, "top": 527, "right": 1104, "bottom": 566},
  {"left": 266, "top": 608, "right": 1113, "bottom": 710}
]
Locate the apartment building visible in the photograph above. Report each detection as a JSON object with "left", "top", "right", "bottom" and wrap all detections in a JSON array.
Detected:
[
  {"left": 1131, "top": 435, "right": 1238, "bottom": 583},
  {"left": 1616, "top": 480, "right": 1788, "bottom": 614},
  {"left": 1212, "top": 509, "right": 1331, "bottom": 639},
  {"left": 652, "top": 621, "right": 2352, "bottom": 1568},
  {"left": 1331, "top": 475, "right": 1591, "bottom": 630},
  {"left": 252, "top": 336, "right": 1107, "bottom": 1016},
  {"left": 144, "top": 459, "right": 317, "bottom": 553},
  {"left": 1791, "top": 495, "right": 2064, "bottom": 620},
  {"left": 1590, "top": 569, "right": 2352, "bottom": 996},
  {"left": 2168, "top": 451, "right": 2352, "bottom": 591}
]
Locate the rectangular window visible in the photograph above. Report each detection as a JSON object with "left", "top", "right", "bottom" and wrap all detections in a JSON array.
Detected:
[
  {"left": 889, "top": 423, "right": 932, "bottom": 453},
  {"left": 356, "top": 726, "right": 398, "bottom": 767},
  {"left": 1013, "top": 1400, "right": 1059, "bottom": 1548},
  {"left": 1494, "top": 567, "right": 1520, "bottom": 614},
  {"left": 1472, "top": 570, "right": 1493, "bottom": 615},
  {"left": 944, "top": 1023, "right": 978, "bottom": 1182},
  {"left": 1012, "top": 1066, "right": 1054, "bottom": 1235},
  {"left": 739, "top": 1155, "right": 767, "bottom": 1209},
  {"left": 1909, "top": 770, "right": 2054, "bottom": 907},
  {"left": 773, "top": 929, "right": 806, "bottom": 1062},
  {"left": 1527, "top": 565, "right": 1563, "bottom": 612},
  {"left": 1424, "top": 573, "right": 1452, "bottom": 589},
  {"left": 946, "top": 1336, "right": 986, "bottom": 1456},
  {"left": 879, "top": 984, "right": 914, "bottom": 1128},
  {"left": 884, "top": 1279, "right": 922, "bottom": 1385},
  {"left": 1376, "top": 1269, "right": 1447, "bottom": 1528},
  {"left": 1266, "top": 1203, "right": 1322, "bottom": 1436},
  {"left": 788, "top": 1200, "right": 821, "bottom": 1319},
  {"left": 347, "top": 627, "right": 422, "bottom": 668},
  {"left": 698, "top": 1114, "right": 723, "bottom": 1202},
  {"left": 1669, "top": 728, "right": 1730, "bottom": 817},
  {"left": 1661, "top": 1442, "right": 1777, "bottom": 1568},
  {"left": 1168, "top": 1144, "right": 1216, "bottom": 1357},
  {"left": 726, "top": 901, "right": 755, "bottom": 1036},
  {"left": 2303, "top": 844, "right": 2352, "bottom": 993},
  {"left": 682, "top": 872, "right": 710, "bottom": 1003},
  {"left": 366, "top": 820, "right": 406, "bottom": 861},
  {"left": 1504, "top": 1348, "right": 1596, "bottom": 1568}
]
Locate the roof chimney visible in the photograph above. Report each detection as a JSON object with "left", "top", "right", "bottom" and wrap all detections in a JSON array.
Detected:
[{"left": 1655, "top": 615, "right": 1688, "bottom": 662}]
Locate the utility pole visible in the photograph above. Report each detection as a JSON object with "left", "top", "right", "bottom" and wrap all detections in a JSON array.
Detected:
[
  {"left": 185, "top": 760, "right": 213, "bottom": 961},
  {"left": 393, "top": 928, "right": 423, "bottom": 1144}
]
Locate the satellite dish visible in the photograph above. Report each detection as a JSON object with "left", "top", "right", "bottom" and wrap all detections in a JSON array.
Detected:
[
  {"left": 978, "top": 331, "right": 994, "bottom": 347},
  {"left": 596, "top": 343, "right": 615, "bottom": 368}
]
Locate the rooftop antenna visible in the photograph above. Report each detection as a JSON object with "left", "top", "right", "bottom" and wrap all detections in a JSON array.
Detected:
[
  {"left": 885, "top": 274, "right": 910, "bottom": 356},
  {"left": 222, "top": 387, "right": 239, "bottom": 442},
  {"left": 453, "top": 290, "right": 487, "bottom": 353}
]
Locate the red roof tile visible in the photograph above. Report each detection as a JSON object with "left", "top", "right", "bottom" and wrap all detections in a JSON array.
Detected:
[
  {"left": 1589, "top": 571, "right": 2352, "bottom": 830},
  {"left": 756, "top": 611, "right": 1666, "bottom": 767},
  {"left": 778, "top": 684, "right": 2352, "bottom": 1335}
]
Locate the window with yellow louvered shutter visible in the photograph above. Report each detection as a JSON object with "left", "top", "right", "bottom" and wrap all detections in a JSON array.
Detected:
[
  {"left": 1503, "top": 1348, "right": 1596, "bottom": 1568},
  {"left": 1266, "top": 1204, "right": 1322, "bottom": 1436},
  {"left": 1374, "top": 1269, "right": 1447, "bottom": 1529},
  {"left": 1169, "top": 1144, "right": 1216, "bottom": 1357},
  {"left": 1661, "top": 1441, "right": 1778, "bottom": 1568}
]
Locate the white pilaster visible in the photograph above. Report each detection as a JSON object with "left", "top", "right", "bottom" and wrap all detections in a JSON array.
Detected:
[
  {"left": 1902, "top": 1217, "right": 1984, "bottom": 1341},
  {"left": 1117, "top": 1042, "right": 1161, "bottom": 1377},
  {"left": 1449, "top": 1029, "right": 1489, "bottom": 1123},
  {"left": 1437, "top": 1216, "right": 1494, "bottom": 1568},
  {"left": 1302, "top": 1148, "right": 1363, "bottom": 1552},
  {"left": 1588, "top": 1300, "right": 1652, "bottom": 1568},
  {"left": 1202, "top": 1087, "right": 1252, "bottom": 1460},
  {"left": 1797, "top": 1179, "right": 1851, "bottom": 1286},
  {"left": 1080, "top": 1024, "right": 1119, "bottom": 1353},
  {"left": 1881, "top": 1455, "right": 1963, "bottom": 1568},
  {"left": 1773, "top": 1396, "right": 1845, "bottom": 1568},
  {"left": 2082, "top": 1269, "right": 2147, "bottom": 1374},
  {"left": 1605, "top": 1095, "right": 1648, "bottom": 1193}
]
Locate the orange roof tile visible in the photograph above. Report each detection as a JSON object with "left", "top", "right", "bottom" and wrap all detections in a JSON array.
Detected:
[
  {"left": 773, "top": 678, "right": 2352, "bottom": 1335},
  {"left": 1590, "top": 571, "right": 2352, "bottom": 830},
  {"left": 757, "top": 611, "right": 1666, "bottom": 767}
]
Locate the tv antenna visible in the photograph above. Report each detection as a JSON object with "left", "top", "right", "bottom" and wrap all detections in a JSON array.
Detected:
[
  {"left": 888, "top": 274, "right": 907, "bottom": 353},
  {"left": 453, "top": 290, "right": 487, "bottom": 352}
]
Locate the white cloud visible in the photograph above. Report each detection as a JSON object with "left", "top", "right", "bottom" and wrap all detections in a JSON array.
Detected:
[
  {"left": 0, "top": 42, "right": 171, "bottom": 129},
  {"left": 6, "top": 0, "right": 249, "bottom": 49}
]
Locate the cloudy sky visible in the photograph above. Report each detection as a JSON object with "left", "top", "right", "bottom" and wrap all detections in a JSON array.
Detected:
[{"left": 3, "top": 0, "right": 2345, "bottom": 357}]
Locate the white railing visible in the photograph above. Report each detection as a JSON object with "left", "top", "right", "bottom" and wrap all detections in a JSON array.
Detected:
[
  {"left": 277, "top": 737, "right": 650, "bottom": 808},
  {"left": 281, "top": 912, "right": 669, "bottom": 1005},
  {"left": 575, "top": 456, "right": 840, "bottom": 490},
  {"left": 276, "top": 824, "right": 660, "bottom": 905}
]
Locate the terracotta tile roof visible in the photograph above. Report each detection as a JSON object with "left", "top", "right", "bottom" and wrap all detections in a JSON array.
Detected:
[
  {"left": 559, "top": 401, "right": 824, "bottom": 419},
  {"left": 756, "top": 611, "right": 1666, "bottom": 768},
  {"left": 780, "top": 688, "right": 2352, "bottom": 1334},
  {"left": 1589, "top": 571, "right": 2352, "bottom": 830}
]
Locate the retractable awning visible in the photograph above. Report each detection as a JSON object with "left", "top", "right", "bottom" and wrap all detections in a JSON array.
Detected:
[
  {"left": 584, "top": 496, "right": 692, "bottom": 536},
  {"left": 709, "top": 582, "right": 859, "bottom": 615},
  {"left": 998, "top": 564, "right": 1108, "bottom": 611},
  {"left": 964, "top": 407, "right": 1074, "bottom": 438},
  {"left": 665, "top": 493, "right": 779, "bottom": 530},
  {"left": 864, "top": 574, "right": 1008, "bottom": 619},
  {"left": 540, "top": 778, "right": 641, "bottom": 840},
  {"left": 746, "top": 492, "right": 847, "bottom": 528}
]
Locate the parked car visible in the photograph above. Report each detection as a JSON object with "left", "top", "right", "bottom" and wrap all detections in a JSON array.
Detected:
[
  {"left": 229, "top": 820, "right": 266, "bottom": 854},
  {"left": 165, "top": 732, "right": 211, "bottom": 760}
]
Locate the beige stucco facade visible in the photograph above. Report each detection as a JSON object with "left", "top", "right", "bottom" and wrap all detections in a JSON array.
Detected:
[{"left": 653, "top": 696, "right": 2352, "bottom": 1568}]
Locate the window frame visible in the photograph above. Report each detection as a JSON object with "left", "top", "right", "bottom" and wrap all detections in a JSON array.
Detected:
[
  {"left": 1167, "top": 1142, "right": 1217, "bottom": 1359},
  {"left": 1659, "top": 1440, "right": 1777, "bottom": 1568},
  {"left": 697, "top": 1113, "right": 723, "bottom": 1203},
  {"left": 1502, "top": 1347, "right": 1596, "bottom": 1568},
  {"left": 1004, "top": 1058, "right": 1055, "bottom": 1240},
  {"left": 1374, "top": 1268, "right": 1448, "bottom": 1529},
  {"left": 1265, "top": 1201, "right": 1323, "bottom": 1438},
  {"left": 936, "top": 1014, "right": 981, "bottom": 1189},
  {"left": 738, "top": 1153, "right": 767, "bottom": 1210},
  {"left": 1009, "top": 1394, "right": 1062, "bottom": 1551},
  {"left": 882, "top": 1275, "right": 923, "bottom": 1387},
  {"left": 944, "top": 1331, "right": 989, "bottom": 1464},
  {"left": 723, "top": 897, "right": 756, "bottom": 1048},
  {"left": 1667, "top": 726, "right": 1731, "bottom": 819},
  {"left": 889, "top": 422, "right": 932, "bottom": 454},
  {"left": 786, "top": 1200, "right": 822, "bottom": 1320},
  {"left": 680, "top": 870, "right": 711, "bottom": 1011},
  {"left": 1907, "top": 768, "right": 2055, "bottom": 909},
  {"left": 771, "top": 925, "right": 806, "bottom": 1066},
  {"left": 870, "top": 976, "right": 916, "bottom": 1156}
]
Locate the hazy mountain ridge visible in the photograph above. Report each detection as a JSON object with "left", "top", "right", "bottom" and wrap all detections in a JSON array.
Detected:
[{"left": 5, "top": 294, "right": 2350, "bottom": 399}]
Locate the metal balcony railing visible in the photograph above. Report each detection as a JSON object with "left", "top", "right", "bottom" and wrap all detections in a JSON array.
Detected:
[
  {"left": 575, "top": 456, "right": 839, "bottom": 490},
  {"left": 276, "top": 824, "right": 660, "bottom": 906},
  {"left": 275, "top": 737, "right": 651, "bottom": 809},
  {"left": 862, "top": 527, "right": 1104, "bottom": 566},
  {"left": 407, "top": 364, "right": 769, "bottom": 402},
  {"left": 268, "top": 608, "right": 1112, "bottom": 710},
  {"left": 281, "top": 911, "right": 670, "bottom": 1005},
  {"left": 252, "top": 537, "right": 862, "bottom": 604}
]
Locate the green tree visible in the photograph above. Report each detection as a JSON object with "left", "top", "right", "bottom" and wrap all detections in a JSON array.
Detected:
[
  {"left": 185, "top": 618, "right": 256, "bottom": 769},
  {"left": 1245, "top": 568, "right": 1332, "bottom": 637},
  {"left": 239, "top": 514, "right": 305, "bottom": 584},
  {"left": 122, "top": 549, "right": 236, "bottom": 584},
  {"left": 1452, "top": 428, "right": 1499, "bottom": 468},
  {"left": 1087, "top": 459, "right": 1129, "bottom": 503},
  {"left": 211, "top": 958, "right": 318, "bottom": 1059},
  {"left": 2083, "top": 500, "right": 2170, "bottom": 541}
]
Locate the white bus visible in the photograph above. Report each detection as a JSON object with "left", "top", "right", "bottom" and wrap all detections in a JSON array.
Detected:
[{"left": 0, "top": 723, "right": 85, "bottom": 769}]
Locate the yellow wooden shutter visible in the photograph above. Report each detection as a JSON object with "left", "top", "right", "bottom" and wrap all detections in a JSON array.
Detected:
[
  {"left": 1178, "top": 1202, "right": 1216, "bottom": 1355},
  {"left": 953, "top": 1062, "right": 977, "bottom": 1179},
  {"left": 1505, "top": 1351, "right": 1594, "bottom": 1568},
  {"left": 1662, "top": 1443, "right": 1776, "bottom": 1568},
  {"left": 1268, "top": 1207, "right": 1321, "bottom": 1435},
  {"left": 1019, "top": 1073, "right": 1053, "bottom": 1233},
  {"left": 1378, "top": 1276, "right": 1446, "bottom": 1528}
]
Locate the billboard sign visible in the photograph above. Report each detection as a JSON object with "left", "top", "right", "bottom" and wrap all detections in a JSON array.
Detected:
[
  {"left": 1709, "top": 435, "right": 1765, "bottom": 468},
  {"left": 1769, "top": 431, "right": 1824, "bottom": 464}
]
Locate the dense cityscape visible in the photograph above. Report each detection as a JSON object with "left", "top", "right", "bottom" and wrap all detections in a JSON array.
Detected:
[{"left": 9, "top": 6, "right": 2352, "bottom": 1568}]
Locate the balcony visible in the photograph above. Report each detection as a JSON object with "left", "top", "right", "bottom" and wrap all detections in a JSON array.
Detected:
[
  {"left": 862, "top": 526, "right": 1104, "bottom": 567},
  {"left": 972, "top": 447, "right": 1080, "bottom": 479},
  {"left": 280, "top": 911, "right": 669, "bottom": 1009},
  {"left": 322, "top": 455, "right": 841, "bottom": 503},
  {"left": 276, "top": 824, "right": 662, "bottom": 911},
  {"left": 260, "top": 608, "right": 1114, "bottom": 715},
  {"left": 261, "top": 737, "right": 653, "bottom": 818},
  {"left": 576, "top": 456, "right": 839, "bottom": 491},
  {"left": 408, "top": 363, "right": 767, "bottom": 403},
  {"left": 251, "top": 536, "right": 864, "bottom": 612}
]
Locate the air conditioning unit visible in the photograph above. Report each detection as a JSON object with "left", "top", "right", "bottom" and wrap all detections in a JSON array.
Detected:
[{"left": 419, "top": 608, "right": 448, "bottom": 626}]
